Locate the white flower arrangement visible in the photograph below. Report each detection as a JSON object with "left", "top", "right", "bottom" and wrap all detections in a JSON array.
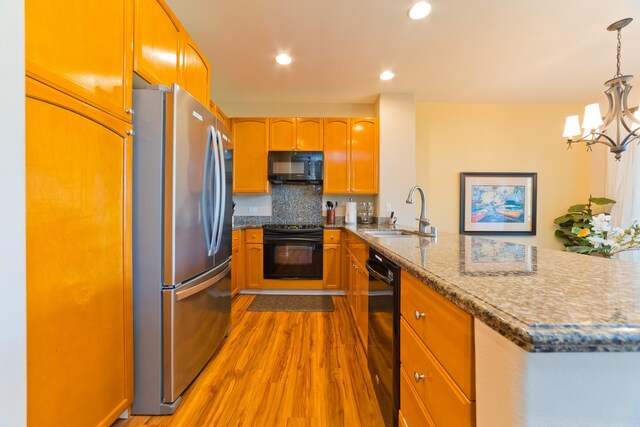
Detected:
[{"left": 573, "top": 214, "right": 640, "bottom": 257}]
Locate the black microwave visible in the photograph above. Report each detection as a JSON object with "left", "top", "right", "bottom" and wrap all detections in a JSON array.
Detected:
[{"left": 268, "top": 151, "right": 323, "bottom": 184}]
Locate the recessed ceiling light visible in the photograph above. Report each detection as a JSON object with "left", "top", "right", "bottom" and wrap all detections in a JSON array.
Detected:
[
  {"left": 275, "top": 53, "right": 292, "bottom": 65},
  {"left": 408, "top": 1, "right": 432, "bottom": 20},
  {"left": 379, "top": 71, "right": 395, "bottom": 81}
]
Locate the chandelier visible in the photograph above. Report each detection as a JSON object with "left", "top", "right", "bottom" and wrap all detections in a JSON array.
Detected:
[{"left": 563, "top": 18, "right": 640, "bottom": 160}]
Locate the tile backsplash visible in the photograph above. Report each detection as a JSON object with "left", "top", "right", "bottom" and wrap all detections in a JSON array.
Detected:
[{"left": 271, "top": 185, "right": 323, "bottom": 224}]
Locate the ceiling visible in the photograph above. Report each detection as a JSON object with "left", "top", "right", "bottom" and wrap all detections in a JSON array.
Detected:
[{"left": 165, "top": 0, "right": 640, "bottom": 105}]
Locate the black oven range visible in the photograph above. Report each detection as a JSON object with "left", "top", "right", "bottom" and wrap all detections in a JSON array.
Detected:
[{"left": 262, "top": 224, "right": 323, "bottom": 280}]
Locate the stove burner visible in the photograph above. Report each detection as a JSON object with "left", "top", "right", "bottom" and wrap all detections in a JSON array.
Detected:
[{"left": 263, "top": 224, "right": 323, "bottom": 231}]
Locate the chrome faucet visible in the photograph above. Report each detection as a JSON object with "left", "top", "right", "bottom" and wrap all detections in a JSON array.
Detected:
[{"left": 406, "top": 185, "right": 434, "bottom": 236}]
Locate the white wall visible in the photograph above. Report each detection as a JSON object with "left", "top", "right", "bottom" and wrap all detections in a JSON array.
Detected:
[
  {"left": 376, "top": 94, "right": 417, "bottom": 226},
  {"left": 0, "top": 1, "right": 26, "bottom": 425}
]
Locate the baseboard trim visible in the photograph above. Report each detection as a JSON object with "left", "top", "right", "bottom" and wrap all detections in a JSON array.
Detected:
[{"left": 238, "top": 289, "right": 346, "bottom": 296}]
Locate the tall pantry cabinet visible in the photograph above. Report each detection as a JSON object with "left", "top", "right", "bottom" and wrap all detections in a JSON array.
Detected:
[{"left": 25, "top": 0, "right": 134, "bottom": 425}]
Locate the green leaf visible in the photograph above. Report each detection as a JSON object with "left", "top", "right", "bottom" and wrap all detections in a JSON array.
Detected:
[
  {"left": 568, "top": 204, "right": 588, "bottom": 212},
  {"left": 566, "top": 246, "right": 595, "bottom": 254},
  {"left": 589, "top": 197, "right": 616, "bottom": 206},
  {"left": 554, "top": 214, "right": 575, "bottom": 224}
]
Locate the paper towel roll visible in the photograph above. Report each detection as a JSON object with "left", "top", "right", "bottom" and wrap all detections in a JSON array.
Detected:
[{"left": 345, "top": 202, "right": 357, "bottom": 225}]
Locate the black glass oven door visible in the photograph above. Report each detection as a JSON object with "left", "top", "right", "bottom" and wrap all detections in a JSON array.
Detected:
[{"left": 263, "top": 237, "right": 323, "bottom": 279}]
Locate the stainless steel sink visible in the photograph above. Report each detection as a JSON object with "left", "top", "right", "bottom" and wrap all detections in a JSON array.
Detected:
[{"left": 362, "top": 230, "right": 417, "bottom": 237}]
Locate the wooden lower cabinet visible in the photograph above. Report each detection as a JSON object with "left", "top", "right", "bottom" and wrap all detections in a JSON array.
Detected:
[
  {"left": 231, "top": 230, "right": 243, "bottom": 296},
  {"left": 26, "top": 78, "right": 133, "bottom": 426},
  {"left": 400, "top": 367, "right": 436, "bottom": 427},
  {"left": 245, "top": 243, "right": 263, "bottom": 289},
  {"left": 323, "top": 244, "right": 340, "bottom": 289},
  {"left": 400, "top": 270, "right": 476, "bottom": 426},
  {"left": 323, "top": 230, "right": 342, "bottom": 290}
]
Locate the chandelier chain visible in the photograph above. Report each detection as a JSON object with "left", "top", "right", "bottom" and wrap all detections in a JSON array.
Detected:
[{"left": 616, "top": 28, "right": 622, "bottom": 77}]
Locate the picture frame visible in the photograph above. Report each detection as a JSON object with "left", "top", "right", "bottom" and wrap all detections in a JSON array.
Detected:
[
  {"left": 460, "top": 237, "right": 537, "bottom": 276},
  {"left": 460, "top": 172, "right": 537, "bottom": 235}
]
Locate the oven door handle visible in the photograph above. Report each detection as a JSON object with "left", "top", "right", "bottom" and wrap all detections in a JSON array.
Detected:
[
  {"left": 365, "top": 259, "right": 393, "bottom": 285},
  {"left": 264, "top": 237, "right": 322, "bottom": 243}
]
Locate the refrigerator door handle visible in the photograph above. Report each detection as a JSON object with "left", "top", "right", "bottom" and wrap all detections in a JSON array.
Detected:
[
  {"left": 175, "top": 263, "right": 231, "bottom": 301},
  {"left": 210, "top": 124, "right": 222, "bottom": 255},
  {"left": 201, "top": 125, "right": 214, "bottom": 254},
  {"left": 214, "top": 130, "right": 226, "bottom": 253},
  {"left": 208, "top": 125, "right": 218, "bottom": 256}
]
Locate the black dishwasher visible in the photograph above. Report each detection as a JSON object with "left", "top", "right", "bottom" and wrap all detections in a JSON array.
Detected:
[{"left": 366, "top": 248, "right": 399, "bottom": 427}]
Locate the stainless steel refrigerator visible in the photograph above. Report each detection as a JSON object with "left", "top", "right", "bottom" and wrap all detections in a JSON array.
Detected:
[{"left": 131, "top": 84, "right": 233, "bottom": 415}]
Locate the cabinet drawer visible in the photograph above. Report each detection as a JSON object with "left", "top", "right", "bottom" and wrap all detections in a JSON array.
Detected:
[
  {"left": 400, "top": 319, "right": 475, "bottom": 427},
  {"left": 401, "top": 271, "right": 475, "bottom": 399},
  {"left": 400, "top": 367, "right": 436, "bottom": 427},
  {"left": 245, "top": 228, "right": 263, "bottom": 244},
  {"left": 232, "top": 230, "right": 241, "bottom": 248},
  {"left": 323, "top": 229, "right": 341, "bottom": 243}
]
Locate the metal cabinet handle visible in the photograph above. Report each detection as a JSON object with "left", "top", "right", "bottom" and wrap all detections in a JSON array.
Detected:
[
  {"left": 414, "top": 372, "right": 425, "bottom": 382},
  {"left": 125, "top": 108, "right": 134, "bottom": 115},
  {"left": 414, "top": 310, "right": 426, "bottom": 320},
  {"left": 252, "top": 234, "right": 256, "bottom": 238},
  {"left": 127, "top": 129, "right": 135, "bottom": 136}
]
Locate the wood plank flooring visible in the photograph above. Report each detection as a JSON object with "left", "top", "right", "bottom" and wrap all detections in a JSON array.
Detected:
[{"left": 113, "top": 295, "right": 385, "bottom": 427}]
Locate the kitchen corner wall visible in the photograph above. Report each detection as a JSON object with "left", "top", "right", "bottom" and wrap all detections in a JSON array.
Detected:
[
  {"left": 415, "top": 103, "right": 605, "bottom": 250},
  {"left": 375, "top": 93, "right": 417, "bottom": 226},
  {"left": 1, "top": 0, "right": 26, "bottom": 425}
]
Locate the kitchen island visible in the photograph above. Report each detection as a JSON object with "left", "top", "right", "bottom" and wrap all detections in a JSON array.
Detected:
[{"left": 347, "top": 225, "right": 640, "bottom": 426}]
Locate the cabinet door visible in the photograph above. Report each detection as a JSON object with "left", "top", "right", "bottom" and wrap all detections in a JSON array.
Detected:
[
  {"left": 134, "top": 0, "right": 181, "bottom": 88},
  {"left": 216, "top": 106, "right": 231, "bottom": 130},
  {"left": 26, "top": 78, "right": 133, "bottom": 426},
  {"left": 26, "top": 0, "right": 133, "bottom": 121},
  {"left": 297, "top": 118, "right": 323, "bottom": 151},
  {"left": 323, "top": 118, "right": 350, "bottom": 193},
  {"left": 323, "top": 244, "right": 341, "bottom": 290},
  {"left": 245, "top": 244, "right": 264, "bottom": 289},
  {"left": 231, "top": 244, "right": 240, "bottom": 296},
  {"left": 356, "top": 262, "right": 369, "bottom": 350},
  {"left": 232, "top": 118, "right": 270, "bottom": 193},
  {"left": 181, "top": 33, "right": 211, "bottom": 106},
  {"left": 350, "top": 118, "right": 379, "bottom": 194},
  {"left": 269, "top": 118, "right": 296, "bottom": 151}
]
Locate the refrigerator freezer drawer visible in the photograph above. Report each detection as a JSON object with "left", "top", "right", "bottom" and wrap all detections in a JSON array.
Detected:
[{"left": 162, "top": 261, "right": 231, "bottom": 403}]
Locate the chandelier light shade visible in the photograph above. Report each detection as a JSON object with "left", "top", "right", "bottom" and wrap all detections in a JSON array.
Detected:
[{"left": 564, "top": 18, "right": 640, "bottom": 160}]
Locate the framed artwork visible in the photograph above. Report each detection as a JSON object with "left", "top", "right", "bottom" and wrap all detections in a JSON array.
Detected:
[
  {"left": 460, "top": 237, "right": 537, "bottom": 276},
  {"left": 460, "top": 172, "right": 537, "bottom": 235}
]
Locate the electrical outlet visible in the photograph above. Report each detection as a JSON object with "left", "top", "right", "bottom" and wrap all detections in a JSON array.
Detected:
[
  {"left": 248, "top": 206, "right": 257, "bottom": 213},
  {"left": 386, "top": 203, "right": 392, "bottom": 213}
]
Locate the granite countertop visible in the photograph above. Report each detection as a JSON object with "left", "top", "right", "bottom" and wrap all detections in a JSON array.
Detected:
[{"left": 345, "top": 224, "right": 640, "bottom": 353}]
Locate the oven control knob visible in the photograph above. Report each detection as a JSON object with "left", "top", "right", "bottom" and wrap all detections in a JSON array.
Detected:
[{"left": 414, "top": 311, "right": 426, "bottom": 320}]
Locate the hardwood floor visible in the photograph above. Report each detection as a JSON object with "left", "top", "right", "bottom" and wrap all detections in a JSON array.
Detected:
[{"left": 113, "top": 295, "right": 385, "bottom": 427}]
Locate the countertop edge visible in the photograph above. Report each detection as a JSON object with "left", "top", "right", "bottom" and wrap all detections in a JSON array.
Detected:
[{"left": 343, "top": 225, "right": 640, "bottom": 353}]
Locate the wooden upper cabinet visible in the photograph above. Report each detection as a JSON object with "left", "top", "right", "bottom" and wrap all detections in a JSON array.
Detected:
[
  {"left": 297, "top": 118, "right": 323, "bottom": 150},
  {"left": 133, "top": 0, "right": 181, "bottom": 88},
  {"left": 216, "top": 107, "right": 231, "bottom": 130},
  {"left": 323, "top": 118, "right": 351, "bottom": 194},
  {"left": 26, "top": 78, "right": 133, "bottom": 426},
  {"left": 269, "top": 118, "right": 296, "bottom": 151},
  {"left": 350, "top": 118, "right": 379, "bottom": 194},
  {"left": 26, "top": 0, "right": 134, "bottom": 122},
  {"left": 270, "top": 118, "right": 323, "bottom": 151},
  {"left": 180, "top": 33, "right": 211, "bottom": 106},
  {"left": 232, "top": 118, "right": 270, "bottom": 193}
]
